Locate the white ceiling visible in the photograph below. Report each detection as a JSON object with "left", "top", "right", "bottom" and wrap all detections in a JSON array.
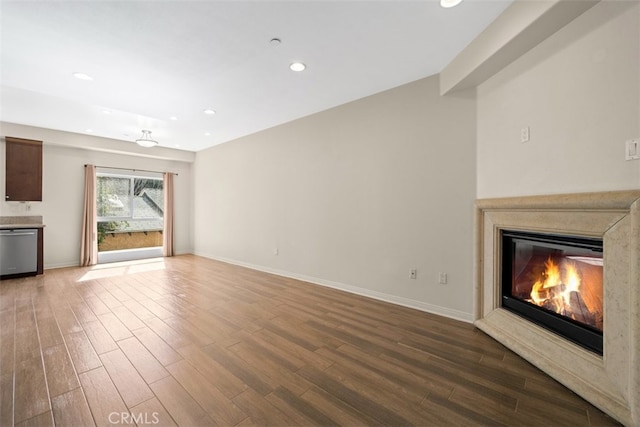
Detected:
[{"left": 0, "top": 0, "right": 512, "bottom": 152}]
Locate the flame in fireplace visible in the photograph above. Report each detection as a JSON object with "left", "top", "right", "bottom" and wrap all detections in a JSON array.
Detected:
[
  {"left": 530, "top": 258, "right": 581, "bottom": 312},
  {"left": 520, "top": 254, "right": 603, "bottom": 332}
]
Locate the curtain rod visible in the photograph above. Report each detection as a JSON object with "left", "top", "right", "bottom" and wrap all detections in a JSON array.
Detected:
[{"left": 85, "top": 164, "right": 178, "bottom": 176}]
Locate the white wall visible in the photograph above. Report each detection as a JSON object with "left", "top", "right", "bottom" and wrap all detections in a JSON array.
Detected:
[
  {"left": 194, "top": 75, "right": 477, "bottom": 321},
  {"left": 0, "top": 133, "right": 193, "bottom": 269},
  {"left": 477, "top": 1, "right": 640, "bottom": 198}
]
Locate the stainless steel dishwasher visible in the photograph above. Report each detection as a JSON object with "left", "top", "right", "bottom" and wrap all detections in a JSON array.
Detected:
[{"left": 0, "top": 228, "right": 38, "bottom": 277}]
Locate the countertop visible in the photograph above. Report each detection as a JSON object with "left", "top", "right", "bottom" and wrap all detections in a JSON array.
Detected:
[{"left": 0, "top": 215, "right": 45, "bottom": 229}]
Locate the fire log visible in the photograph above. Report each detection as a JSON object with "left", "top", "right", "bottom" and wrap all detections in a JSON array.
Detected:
[{"left": 567, "top": 291, "right": 596, "bottom": 326}]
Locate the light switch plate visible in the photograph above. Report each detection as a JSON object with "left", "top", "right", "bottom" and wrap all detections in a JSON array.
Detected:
[{"left": 626, "top": 139, "right": 640, "bottom": 160}]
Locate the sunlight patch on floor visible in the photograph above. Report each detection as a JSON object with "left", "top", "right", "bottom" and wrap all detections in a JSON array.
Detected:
[{"left": 78, "top": 257, "right": 165, "bottom": 281}]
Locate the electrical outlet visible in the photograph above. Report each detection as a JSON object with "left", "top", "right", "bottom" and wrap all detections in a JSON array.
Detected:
[
  {"left": 410, "top": 269, "right": 417, "bottom": 279},
  {"left": 273, "top": 247, "right": 279, "bottom": 255},
  {"left": 438, "top": 272, "right": 448, "bottom": 285},
  {"left": 520, "top": 126, "right": 530, "bottom": 143}
]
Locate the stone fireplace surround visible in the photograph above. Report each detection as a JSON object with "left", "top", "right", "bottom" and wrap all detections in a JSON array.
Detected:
[{"left": 475, "top": 190, "right": 640, "bottom": 426}]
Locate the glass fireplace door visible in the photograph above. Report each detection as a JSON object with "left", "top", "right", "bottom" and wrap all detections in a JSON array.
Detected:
[{"left": 501, "top": 230, "right": 603, "bottom": 354}]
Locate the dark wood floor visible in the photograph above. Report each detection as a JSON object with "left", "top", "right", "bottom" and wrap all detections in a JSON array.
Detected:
[{"left": 0, "top": 254, "right": 619, "bottom": 426}]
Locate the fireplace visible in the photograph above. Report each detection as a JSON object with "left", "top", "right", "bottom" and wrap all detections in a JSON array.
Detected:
[
  {"left": 475, "top": 191, "right": 640, "bottom": 425},
  {"left": 500, "top": 230, "right": 603, "bottom": 354}
]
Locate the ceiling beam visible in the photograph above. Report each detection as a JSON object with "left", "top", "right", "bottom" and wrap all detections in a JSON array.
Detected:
[{"left": 440, "top": 0, "right": 600, "bottom": 95}]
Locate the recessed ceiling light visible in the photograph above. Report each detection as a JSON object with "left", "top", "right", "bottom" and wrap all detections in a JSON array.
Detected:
[
  {"left": 203, "top": 109, "right": 216, "bottom": 115},
  {"left": 73, "top": 72, "right": 93, "bottom": 81},
  {"left": 290, "top": 62, "right": 306, "bottom": 72},
  {"left": 270, "top": 38, "right": 281, "bottom": 46},
  {"left": 440, "top": 0, "right": 463, "bottom": 8},
  {"left": 204, "top": 132, "right": 211, "bottom": 136},
  {"left": 102, "top": 110, "right": 111, "bottom": 115},
  {"left": 174, "top": 144, "right": 181, "bottom": 148},
  {"left": 85, "top": 129, "right": 93, "bottom": 133},
  {"left": 169, "top": 116, "right": 178, "bottom": 121}
]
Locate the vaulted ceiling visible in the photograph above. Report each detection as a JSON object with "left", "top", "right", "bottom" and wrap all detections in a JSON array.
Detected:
[{"left": 0, "top": 0, "right": 512, "bottom": 151}]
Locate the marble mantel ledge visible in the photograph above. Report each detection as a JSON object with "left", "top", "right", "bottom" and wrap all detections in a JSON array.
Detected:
[{"left": 475, "top": 190, "right": 640, "bottom": 211}]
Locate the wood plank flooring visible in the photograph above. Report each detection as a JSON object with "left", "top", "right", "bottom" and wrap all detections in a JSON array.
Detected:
[{"left": 0, "top": 254, "right": 620, "bottom": 426}]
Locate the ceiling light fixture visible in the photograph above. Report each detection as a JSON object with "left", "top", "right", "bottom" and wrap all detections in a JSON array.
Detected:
[
  {"left": 135, "top": 130, "right": 158, "bottom": 148},
  {"left": 440, "top": 0, "right": 463, "bottom": 8},
  {"left": 73, "top": 72, "right": 93, "bottom": 81},
  {"left": 169, "top": 116, "right": 178, "bottom": 121},
  {"left": 203, "top": 109, "right": 216, "bottom": 115},
  {"left": 290, "top": 62, "right": 306, "bottom": 72}
]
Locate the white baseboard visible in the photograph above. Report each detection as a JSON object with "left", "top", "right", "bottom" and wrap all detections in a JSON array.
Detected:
[
  {"left": 194, "top": 251, "right": 473, "bottom": 324},
  {"left": 44, "top": 261, "right": 80, "bottom": 270}
]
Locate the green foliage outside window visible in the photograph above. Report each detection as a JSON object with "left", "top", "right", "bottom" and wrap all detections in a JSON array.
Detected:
[{"left": 97, "top": 221, "right": 129, "bottom": 244}]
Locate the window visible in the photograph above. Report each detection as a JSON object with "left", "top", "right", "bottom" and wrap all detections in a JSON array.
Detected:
[{"left": 96, "top": 172, "right": 164, "bottom": 254}]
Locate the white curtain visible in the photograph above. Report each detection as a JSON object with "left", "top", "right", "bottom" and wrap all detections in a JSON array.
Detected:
[
  {"left": 80, "top": 164, "right": 98, "bottom": 266},
  {"left": 163, "top": 172, "right": 175, "bottom": 257}
]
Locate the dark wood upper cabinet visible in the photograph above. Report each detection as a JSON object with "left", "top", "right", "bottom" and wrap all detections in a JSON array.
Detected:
[{"left": 5, "top": 137, "right": 43, "bottom": 201}]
